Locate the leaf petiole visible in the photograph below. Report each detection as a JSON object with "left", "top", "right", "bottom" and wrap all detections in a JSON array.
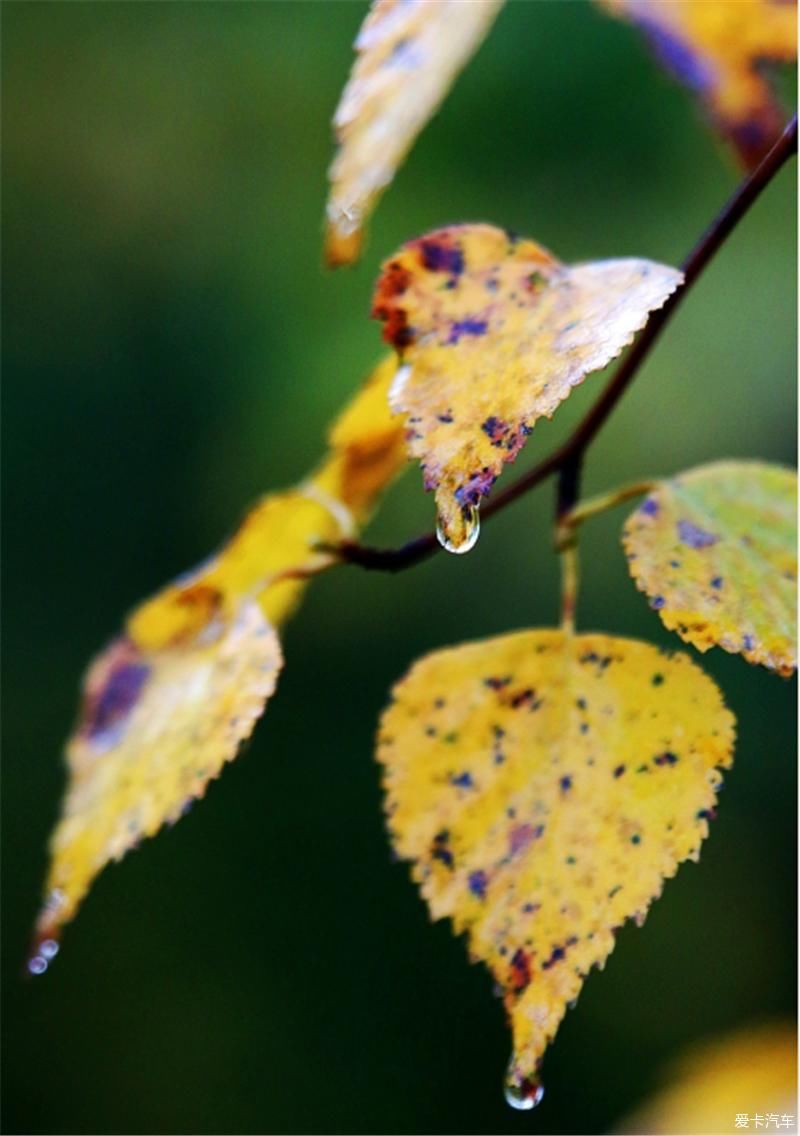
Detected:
[
  {"left": 556, "top": 480, "right": 657, "bottom": 550},
  {"left": 556, "top": 480, "right": 656, "bottom": 630},
  {"left": 559, "top": 542, "right": 580, "bottom": 634}
]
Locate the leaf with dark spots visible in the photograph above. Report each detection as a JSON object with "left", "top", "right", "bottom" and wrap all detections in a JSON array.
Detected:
[
  {"left": 374, "top": 223, "right": 681, "bottom": 550},
  {"left": 33, "top": 357, "right": 410, "bottom": 958},
  {"left": 33, "top": 603, "right": 283, "bottom": 952},
  {"left": 623, "top": 461, "right": 797, "bottom": 674},
  {"left": 377, "top": 628, "right": 733, "bottom": 1096}
]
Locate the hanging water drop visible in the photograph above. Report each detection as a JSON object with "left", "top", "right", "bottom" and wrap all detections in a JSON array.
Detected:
[
  {"left": 27, "top": 954, "right": 48, "bottom": 977},
  {"left": 504, "top": 1059, "right": 545, "bottom": 1111},
  {"left": 436, "top": 504, "right": 480, "bottom": 554},
  {"left": 26, "top": 936, "right": 59, "bottom": 977}
]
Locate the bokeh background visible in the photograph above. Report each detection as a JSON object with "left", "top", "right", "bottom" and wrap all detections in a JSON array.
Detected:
[{"left": 3, "top": 2, "right": 796, "bottom": 1134}]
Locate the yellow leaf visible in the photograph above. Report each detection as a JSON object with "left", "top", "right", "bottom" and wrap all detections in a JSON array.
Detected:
[
  {"left": 598, "top": 0, "right": 797, "bottom": 168},
  {"left": 129, "top": 491, "right": 344, "bottom": 651},
  {"left": 372, "top": 224, "right": 682, "bottom": 550},
  {"left": 129, "top": 355, "right": 406, "bottom": 650},
  {"left": 615, "top": 1021, "right": 797, "bottom": 1135},
  {"left": 31, "top": 601, "right": 281, "bottom": 959},
  {"left": 622, "top": 462, "right": 797, "bottom": 675},
  {"left": 324, "top": 0, "right": 503, "bottom": 266},
  {"left": 312, "top": 353, "right": 408, "bottom": 521},
  {"left": 33, "top": 358, "right": 406, "bottom": 960},
  {"left": 377, "top": 629, "right": 734, "bottom": 1105}
]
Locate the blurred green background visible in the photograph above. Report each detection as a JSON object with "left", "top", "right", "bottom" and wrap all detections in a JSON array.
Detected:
[{"left": 2, "top": 2, "right": 796, "bottom": 1134}]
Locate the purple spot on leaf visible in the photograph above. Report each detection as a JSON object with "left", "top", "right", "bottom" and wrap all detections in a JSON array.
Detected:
[
  {"left": 448, "top": 318, "right": 488, "bottom": 345},
  {"left": 678, "top": 519, "right": 719, "bottom": 549},
  {"left": 468, "top": 870, "right": 488, "bottom": 900},
  {"left": 419, "top": 239, "right": 464, "bottom": 276},
  {"left": 509, "top": 823, "right": 544, "bottom": 855},
  {"left": 638, "top": 17, "right": 715, "bottom": 92}
]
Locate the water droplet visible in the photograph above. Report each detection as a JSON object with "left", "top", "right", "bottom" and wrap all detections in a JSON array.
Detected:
[
  {"left": 436, "top": 505, "right": 480, "bottom": 554},
  {"left": 388, "top": 363, "right": 412, "bottom": 405},
  {"left": 504, "top": 1060, "right": 544, "bottom": 1111},
  {"left": 44, "top": 888, "right": 66, "bottom": 913},
  {"left": 27, "top": 954, "right": 48, "bottom": 976},
  {"left": 26, "top": 935, "right": 60, "bottom": 977}
]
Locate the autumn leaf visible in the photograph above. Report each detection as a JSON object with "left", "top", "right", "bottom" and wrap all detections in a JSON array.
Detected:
[
  {"left": 377, "top": 629, "right": 734, "bottom": 1106},
  {"left": 128, "top": 490, "right": 346, "bottom": 653},
  {"left": 31, "top": 358, "right": 406, "bottom": 964},
  {"left": 131, "top": 355, "right": 407, "bottom": 650},
  {"left": 598, "top": 0, "right": 797, "bottom": 168},
  {"left": 615, "top": 1021, "right": 797, "bottom": 1135},
  {"left": 313, "top": 353, "right": 409, "bottom": 522},
  {"left": 622, "top": 462, "right": 797, "bottom": 675},
  {"left": 31, "top": 602, "right": 282, "bottom": 965},
  {"left": 325, "top": 0, "right": 503, "bottom": 266},
  {"left": 372, "top": 223, "right": 682, "bottom": 550}
]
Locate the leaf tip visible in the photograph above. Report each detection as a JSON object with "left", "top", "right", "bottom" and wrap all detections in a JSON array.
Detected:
[{"left": 324, "top": 220, "right": 363, "bottom": 269}]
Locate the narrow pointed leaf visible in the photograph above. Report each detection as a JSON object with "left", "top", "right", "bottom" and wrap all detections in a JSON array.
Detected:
[
  {"left": 32, "top": 602, "right": 282, "bottom": 957},
  {"left": 325, "top": 0, "right": 503, "bottom": 266},
  {"left": 33, "top": 358, "right": 406, "bottom": 959}
]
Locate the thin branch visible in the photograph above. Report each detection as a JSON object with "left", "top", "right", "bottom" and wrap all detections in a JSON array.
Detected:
[{"left": 338, "top": 115, "right": 797, "bottom": 573}]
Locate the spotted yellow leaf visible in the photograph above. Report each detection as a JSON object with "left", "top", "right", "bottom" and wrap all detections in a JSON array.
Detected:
[
  {"left": 616, "top": 1021, "right": 797, "bottom": 1135},
  {"left": 32, "top": 358, "right": 406, "bottom": 964},
  {"left": 372, "top": 224, "right": 682, "bottom": 550},
  {"left": 623, "top": 462, "right": 797, "bottom": 675},
  {"left": 31, "top": 601, "right": 281, "bottom": 965},
  {"left": 598, "top": 0, "right": 797, "bottom": 168},
  {"left": 377, "top": 630, "right": 734, "bottom": 1105},
  {"left": 325, "top": 0, "right": 503, "bottom": 266}
]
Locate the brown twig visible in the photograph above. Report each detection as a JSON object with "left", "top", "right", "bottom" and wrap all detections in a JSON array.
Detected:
[{"left": 338, "top": 115, "right": 797, "bottom": 572}]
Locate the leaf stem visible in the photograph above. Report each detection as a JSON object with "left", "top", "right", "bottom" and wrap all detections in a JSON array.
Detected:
[
  {"left": 556, "top": 479, "right": 657, "bottom": 548},
  {"left": 336, "top": 115, "right": 797, "bottom": 574},
  {"left": 559, "top": 543, "right": 579, "bottom": 635}
]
